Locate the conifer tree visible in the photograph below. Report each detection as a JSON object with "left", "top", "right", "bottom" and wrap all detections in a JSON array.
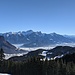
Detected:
[{"left": 0, "top": 48, "right": 5, "bottom": 61}]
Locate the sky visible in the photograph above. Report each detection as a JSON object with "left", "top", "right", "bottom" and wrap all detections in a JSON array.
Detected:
[{"left": 0, "top": 0, "right": 75, "bottom": 35}]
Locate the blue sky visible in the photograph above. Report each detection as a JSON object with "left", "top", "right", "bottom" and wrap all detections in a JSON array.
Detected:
[{"left": 0, "top": 0, "right": 75, "bottom": 35}]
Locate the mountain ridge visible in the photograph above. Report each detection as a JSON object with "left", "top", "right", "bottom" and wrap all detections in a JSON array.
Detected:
[
  {"left": 0, "top": 36, "right": 26, "bottom": 54},
  {"left": 0, "top": 30, "right": 74, "bottom": 47}
]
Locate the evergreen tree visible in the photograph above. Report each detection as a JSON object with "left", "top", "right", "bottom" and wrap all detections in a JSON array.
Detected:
[{"left": 0, "top": 48, "right": 5, "bottom": 61}]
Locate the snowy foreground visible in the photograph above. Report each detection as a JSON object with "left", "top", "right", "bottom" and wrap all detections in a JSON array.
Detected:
[{"left": 0, "top": 73, "right": 10, "bottom": 75}]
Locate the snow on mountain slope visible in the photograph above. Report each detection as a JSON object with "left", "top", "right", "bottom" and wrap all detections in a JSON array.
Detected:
[{"left": 0, "top": 30, "right": 74, "bottom": 47}]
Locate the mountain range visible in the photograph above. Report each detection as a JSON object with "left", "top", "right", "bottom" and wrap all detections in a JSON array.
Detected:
[
  {"left": 0, "top": 33, "right": 75, "bottom": 60},
  {"left": 0, "top": 30, "right": 75, "bottom": 47}
]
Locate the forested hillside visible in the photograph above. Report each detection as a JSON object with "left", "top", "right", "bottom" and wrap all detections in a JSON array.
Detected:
[{"left": 0, "top": 56, "right": 75, "bottom": 75}]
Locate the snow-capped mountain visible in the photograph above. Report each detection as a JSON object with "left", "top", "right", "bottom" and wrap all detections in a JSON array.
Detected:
[{"left": 0, "top": 30, "right": 74, "bottom": 47}]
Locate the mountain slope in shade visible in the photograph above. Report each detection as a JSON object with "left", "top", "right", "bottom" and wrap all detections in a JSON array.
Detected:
[
  {"left": 0, "top": 30, "right": 73, "bottom": 47},
  {"left": 64, "top": 35, "right": 75, "bottom": 42},
  {"left": 0, "top": 36, "right": 26, "bottom": 54},
  {"left": 46, "top": 46, "right": 75, "bottom": 58},
  {"left": 8, "top": 46, "right": 75, "bottom": 61},
  {"left": 60, "top": 53, "right": 75, "bottom": 63}
]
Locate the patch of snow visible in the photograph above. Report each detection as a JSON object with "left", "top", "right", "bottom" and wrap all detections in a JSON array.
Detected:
[
  {"left": 12, "top": 44, "right": 24, "bottom": 47},
  {"left": 54, "top": 54, "right": 64, "bottom": 59},
  {"left": 40, "top": 53, "right": 46, "bottom": 56},
  {"left": 40, "top": 59, "right": 43, "bottom": 61},
  {"left": 0, "top": 73, "right": 10, "bottom": 75},
  {"left": 49, "top": 39, "right": 53, "bottom": 40},
  {"left": 4, "top": 52, "right": 28, "bottom": 59},
  {"left": 50, "top": 58, "right": 54, "bottom": 60},
  {"left": 43, "top": 57, "right": 46, "bottom": 61},
  {"left": 41, "top": 57, "right": 50, "bottom": 61},
  {"left": 47, "top": 58, "right": 50, "bottom": 61},
  {"left": 42, "top": 51, "right": 47, "bottom": 54},
  {"left": 39, "top": 51, "right": 47, "bottom": 56},
  {"left": 27, "top": 38, "right": 30, "bottom": 40},
  {"left": 12, "top": 32, "right": 16, "bottom": 35},
  {"left": 18, "top": 33, "right": 21, "bottom": 36},
  {"left": 6, "top": 34, "right": 9, "bottom": 37}
]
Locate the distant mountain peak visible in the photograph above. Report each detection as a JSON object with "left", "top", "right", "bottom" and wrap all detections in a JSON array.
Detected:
[
  {"left": 0, "top": 30, "right": 74, "bottom": 47},
  {"left": 26, "top": 30, "right": 33, "bottom": 32},
  {"left": 50, "top": 32, "right": 58, "bottom": 35}
]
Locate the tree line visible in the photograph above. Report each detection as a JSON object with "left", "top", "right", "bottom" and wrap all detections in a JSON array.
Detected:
[{"left": 0, "top": 48, "right": 75, "bottom": 75}]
